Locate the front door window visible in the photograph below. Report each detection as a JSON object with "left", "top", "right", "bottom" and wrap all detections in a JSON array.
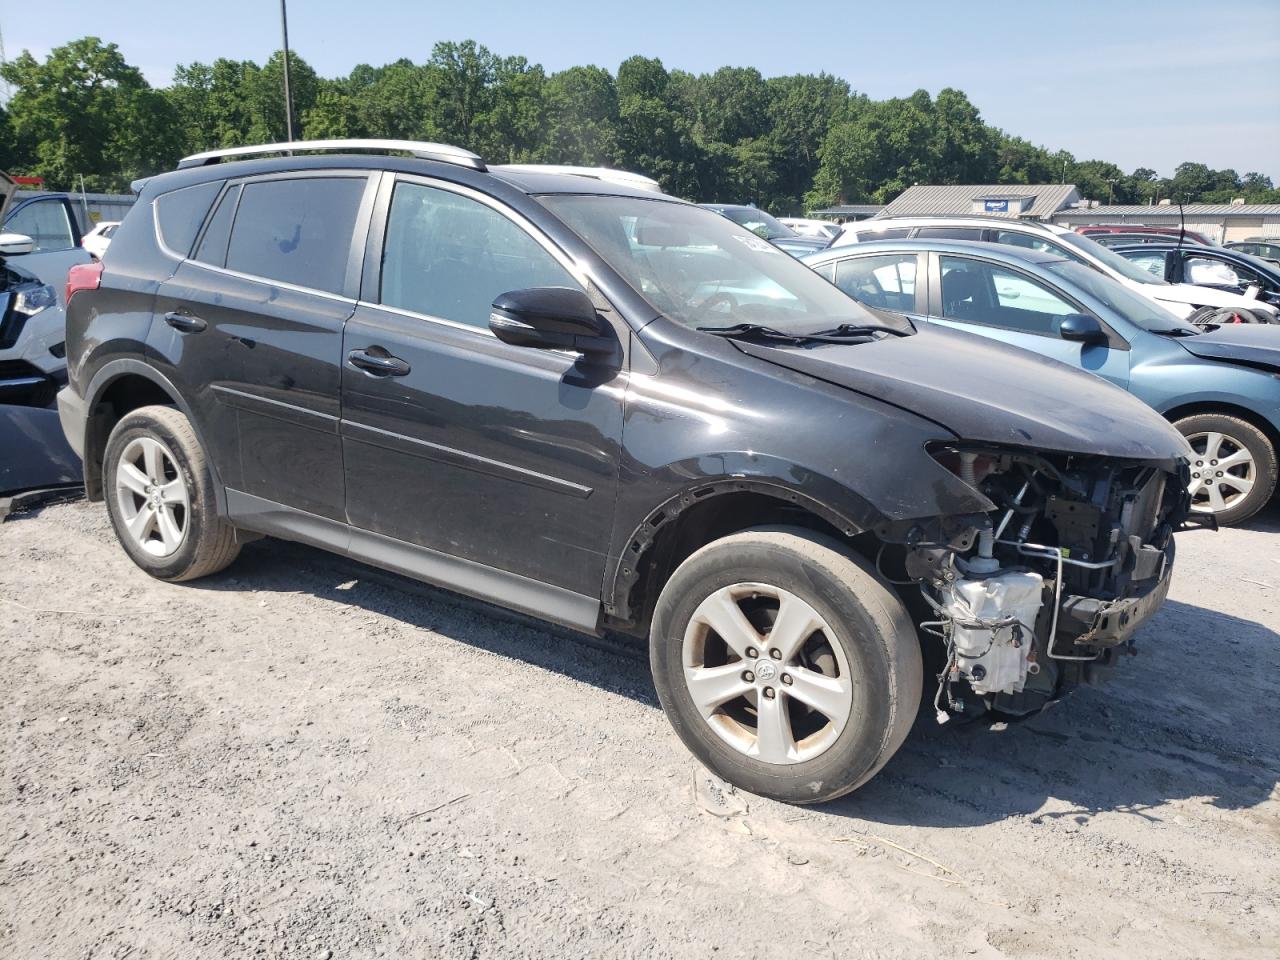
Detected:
[{"left": 939, "top": 256, "right": 1080, "bottom": 335}]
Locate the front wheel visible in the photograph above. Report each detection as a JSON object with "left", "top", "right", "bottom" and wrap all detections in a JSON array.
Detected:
[
  {"left": 1175, "top": 412, "right": 1278, "bottom": 525},
  {"left": 649, "top": 527, "right": 922, "bottom": 805}
]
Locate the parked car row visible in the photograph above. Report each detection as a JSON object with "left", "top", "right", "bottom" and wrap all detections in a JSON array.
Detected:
[
  {"left": 803, "top": 237, "right": 1279, "bottom": 523},
  {"left": 832, "top": 216, "right": 1279, "bottom": 326},
  {"left": 1112, "top": 242, "right": 1280, "bottom": 311},
  {"left": 56, "top": 140, "right": 1193, "bottom": 806}
]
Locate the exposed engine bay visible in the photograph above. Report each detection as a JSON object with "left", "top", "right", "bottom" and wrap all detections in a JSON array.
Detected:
[{"left": 876, "top": 445, "right": 1191, "bottom": 721}]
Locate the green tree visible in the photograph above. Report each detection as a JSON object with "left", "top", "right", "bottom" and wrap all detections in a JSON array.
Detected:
[
  {"left": 1, "top": 36, "right": 180, "bottom": 190},
  {"left": 765, "top": 73, "right": 850, "bottom": 211},
  {"left": 616, "top": 56, "right": 702, "bottom": 196},
  {"left": 540, "top": 66, "right": 620, "bottom": 165}
]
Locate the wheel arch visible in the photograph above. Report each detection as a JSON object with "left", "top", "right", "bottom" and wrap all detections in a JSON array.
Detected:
[
  {"left": 604, "top": 479, "right": 871, "bottom": 635},
  {"left": 1162, "top": 399, "right": 1280, "bottom": 453},
  {"left": 82, "top": 359, "right": 226, "bottom": 513}
]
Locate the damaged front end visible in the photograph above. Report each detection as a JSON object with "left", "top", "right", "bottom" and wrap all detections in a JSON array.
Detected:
[{"left": 876, "top": 444, "right": 1191, "bottom": 722}]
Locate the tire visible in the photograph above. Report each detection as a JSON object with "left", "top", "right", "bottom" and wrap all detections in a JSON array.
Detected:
[
  {"left": 649, "top": 526, "right": 923, "bottom": 805},
  {"left": 103, "top": 404, "right": 240, "bottom": 581},
  {"left": 1174, "top": 412, "right": 1278, "bottom": 525}
]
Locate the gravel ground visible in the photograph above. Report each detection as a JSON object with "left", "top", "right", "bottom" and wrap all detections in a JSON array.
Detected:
[{"left": 1, "top": 498, "right": 1278, "bottom": 960}]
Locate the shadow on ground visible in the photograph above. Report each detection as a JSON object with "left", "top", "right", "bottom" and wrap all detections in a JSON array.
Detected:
[{"left": 103, "top": 527, "right": 1280, "bottom": 828}]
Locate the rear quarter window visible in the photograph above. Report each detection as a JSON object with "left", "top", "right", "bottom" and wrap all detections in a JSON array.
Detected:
[{"left": 154, "top": 181, "right": 223, "bottom": 257}]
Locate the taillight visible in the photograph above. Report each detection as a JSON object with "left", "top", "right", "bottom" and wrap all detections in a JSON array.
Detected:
[{"left": 66, "top": 261, "right": 104, "bottom": 306}]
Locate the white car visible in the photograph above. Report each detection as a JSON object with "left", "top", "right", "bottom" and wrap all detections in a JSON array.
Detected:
[
  {"left": 833, "top": 216, "right": 1279, "bottom": 323},
  {"left": 82, "top": 220, "right": 120, "bottom": 259},
  {"left": 778, "top": 217, "right": 842, "bottom": 241},
  {"left": 0, "top": 172, "right": 68, "bottom": 406}
]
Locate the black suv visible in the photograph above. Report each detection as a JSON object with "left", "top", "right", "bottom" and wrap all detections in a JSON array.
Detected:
[{"left": 59, "top": 140, "right": 1191, "bottom": 804}]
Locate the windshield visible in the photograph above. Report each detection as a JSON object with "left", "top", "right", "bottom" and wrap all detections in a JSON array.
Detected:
[
  {"left": 718, "top": 207, "right": 795, "bottom": 240},
  {"left": 1056, "top": 231, "right": 1171, "bottom": 286},
  {"left": 1046, "top": 260, "right": 1200, "bottom": 334},
  {"left": 543, "top": 195, "right": 908, "bottom": 334}
]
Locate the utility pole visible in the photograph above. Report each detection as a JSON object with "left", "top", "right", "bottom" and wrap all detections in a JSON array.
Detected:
[
  {"left": 0, "top": 21, "right": 10, "bottom": 101},
  {"left": 1106, "top": 178, "right": 1117, "bottom": 205},
  {"left": 279, "top": 0, "right": 295, "bottom": 141}
]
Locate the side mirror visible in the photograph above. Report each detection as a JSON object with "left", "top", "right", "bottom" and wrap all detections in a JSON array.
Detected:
[
  {"left": 1058, "top": 313, "right": 1109, "bottom": 345},
  {"left": 0, "top": 232, "right": 35, "bottom": 256},
  {"left": 489, "top": 287, "right": 614, "bottom": 355}
]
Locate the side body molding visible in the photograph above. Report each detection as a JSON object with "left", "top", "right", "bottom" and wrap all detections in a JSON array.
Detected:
[{"left": 225, "top": 489, "right": 602, "bottom": 634}]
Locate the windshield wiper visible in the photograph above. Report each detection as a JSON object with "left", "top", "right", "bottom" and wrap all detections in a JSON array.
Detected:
[
  {"left": 696, "top": 323, "right": 810, "bottom": 344},
  {"left": 697, "top": 321, "right": 909, "bottom": 344},
  {"left": 808, "top": 322, "right": 910, "bottom": 339}
]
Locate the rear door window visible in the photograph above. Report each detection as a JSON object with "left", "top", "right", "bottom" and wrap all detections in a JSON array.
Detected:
[
  {"left": 833, "top": 254, "right": 918, "bottom": 312},
  {"left": 915, "top": 226, "right": 984, "bottom": 241},
  {"left": 863, "top": 227, "right": 911, "bottom": 240},
  {"left": 224, "top": 177, "right": 366, "bottom": 295},
  {"left": 993, "top": 229, "right": 1083, "bottom": 264}
]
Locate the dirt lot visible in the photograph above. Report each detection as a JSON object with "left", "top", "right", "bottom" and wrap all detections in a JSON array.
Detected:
[{"left": 1, "top": 499, "right": 1277, "bottom": 960}]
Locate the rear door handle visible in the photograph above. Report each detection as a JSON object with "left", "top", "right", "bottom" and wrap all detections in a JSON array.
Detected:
[
  {"left": 163, "top": 311, "right": 207, "bottom": 333},
  {"left": 347, "top": 348, "right": 410, "bottom": 377}
]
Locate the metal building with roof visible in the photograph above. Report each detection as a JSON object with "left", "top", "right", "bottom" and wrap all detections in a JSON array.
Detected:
[
  {"left": 1049, "top": 203, "right": 1280, "bottom": 244},
  {"left": 878, "top": 183, "right": 1082, "bottom": 220}
]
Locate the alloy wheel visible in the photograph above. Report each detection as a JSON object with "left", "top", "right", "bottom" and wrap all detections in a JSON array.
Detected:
[
  {"left": 114, "top": 436, "right": 190, "bottom": 557},
  {"left": 682, "top": 582, "right": 853, "bottom": 764},
  {"left": 1186, "top": 430, "right": 1256, "bottom": 514}
]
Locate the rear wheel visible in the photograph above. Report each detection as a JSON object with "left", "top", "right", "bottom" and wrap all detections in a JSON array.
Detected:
[
  {"left": 1174, "top": 412, "right": 1277, "bottom": 525},
  {"left": 103, "top": 405, "right": 240, "bottom": 581},
  {"left": 649, "top": 527, "right": 922, "bottom": 804}
]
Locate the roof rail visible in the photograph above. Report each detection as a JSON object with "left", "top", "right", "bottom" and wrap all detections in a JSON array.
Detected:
[
  {"left": 176, "top": 139, "right": 486, "bottom": 172},
  {"left": 492, "top": 164, "right": 662, "bottom": 193}
]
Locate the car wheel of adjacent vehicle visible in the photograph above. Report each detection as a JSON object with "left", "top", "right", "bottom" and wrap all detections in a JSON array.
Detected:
[
  {"left": 649, "top": 526, "right": 922, "bottom": 805},
  {"left": 1175, "top": 413, "right": 1278, "bottom": 525},
  {"left": 103, "top": 405, "right": 240, "bottom": 581}
]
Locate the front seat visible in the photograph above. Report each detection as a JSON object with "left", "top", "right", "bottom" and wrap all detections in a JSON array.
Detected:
[{"left": 941, "top": 269, "right": 983, "bottom": 320}]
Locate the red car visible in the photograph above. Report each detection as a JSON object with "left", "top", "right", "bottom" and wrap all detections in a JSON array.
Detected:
[{"left": 1076, "top": 224, "right": 1213, "bottom": 245}]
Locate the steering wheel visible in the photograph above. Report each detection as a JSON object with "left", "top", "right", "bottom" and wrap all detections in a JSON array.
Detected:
[{"left": 689, "top": 292, "right": 739, "bottom": 324}]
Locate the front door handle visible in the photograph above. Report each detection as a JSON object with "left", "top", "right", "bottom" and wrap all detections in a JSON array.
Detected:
[
  {"left": 163, "top": 311, "right": 207, "bottom": 333},
  {"left": 347, "top": 348, "right": 410, "bottom": 377}
]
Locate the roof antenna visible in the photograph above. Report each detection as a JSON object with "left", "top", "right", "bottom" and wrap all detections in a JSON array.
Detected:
[{"left": 1177, "top": 200, "right": 1186, "bottom": 254}]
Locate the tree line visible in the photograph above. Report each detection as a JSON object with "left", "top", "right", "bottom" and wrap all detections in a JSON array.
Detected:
[{"left": 2, "top": 36, "right": 1277, "bottom": 213}]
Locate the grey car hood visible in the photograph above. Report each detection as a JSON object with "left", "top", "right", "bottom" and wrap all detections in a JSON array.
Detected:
[
  {"left": 1176, "top": 324, "right": 1280, "bottom": 371},
  {"left": 735, "top": 323, "right": 1190, "bottom": 460}
]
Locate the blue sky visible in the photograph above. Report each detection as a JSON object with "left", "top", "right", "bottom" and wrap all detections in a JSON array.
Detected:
[{"left": 5, "top": 0, "right": 1278, "bottom": 179}]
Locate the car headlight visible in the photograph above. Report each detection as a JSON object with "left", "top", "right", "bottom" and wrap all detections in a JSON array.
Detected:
[{"left": 14, "top": 283, "right": 57, "bottom": 316}]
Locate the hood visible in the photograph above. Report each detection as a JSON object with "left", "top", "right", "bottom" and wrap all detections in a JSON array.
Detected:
[
  {"left": 1149, "top": 280, "right": 1276, "bottom": 315},
  {"left": 772, "top": 235, "right": 830, "bottom": 255},
  {"left": 1177, "top": 323, "right": 1280, "bottom": 370},
  {"left": 734, "top": 323, "right": 1190, "bottom": 461}
]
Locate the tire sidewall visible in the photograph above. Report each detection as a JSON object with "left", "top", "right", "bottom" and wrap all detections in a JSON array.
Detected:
[
  {"left": 103, "top": 409, "right": 214, "bottom": 581},
  {"left": 1174, "top": 413, "right": 1278, "bottom": 525},
  {"left": 651, "top": 538, "right": 901, "bottom": 804}
]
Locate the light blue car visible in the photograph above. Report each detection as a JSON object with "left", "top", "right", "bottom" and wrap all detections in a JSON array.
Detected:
[{"left": 803, "top": 239, "right": 1280, "bottom": 524}]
